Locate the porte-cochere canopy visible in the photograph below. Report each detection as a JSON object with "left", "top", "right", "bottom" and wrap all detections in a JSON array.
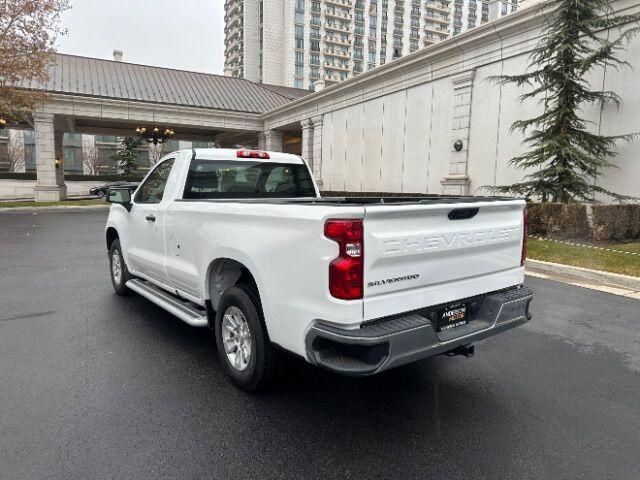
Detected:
[{"left": 12, "top": 54, "right": 311, "bottom": 201}]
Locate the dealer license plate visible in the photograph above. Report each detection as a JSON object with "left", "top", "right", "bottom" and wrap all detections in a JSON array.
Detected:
[{"left": 437, "top": 303, "right": 469, "bottom": 332}]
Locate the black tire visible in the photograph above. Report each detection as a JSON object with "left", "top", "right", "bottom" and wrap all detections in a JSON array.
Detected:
[
  {"left": 109, "top": 239, "right": 132, "bottom": 295},
  {"left": 214, "top": 285, "right": 277, "bottom": 391},
  {"left": 96, "top": 190, "right": 105, "bottom": 198}
]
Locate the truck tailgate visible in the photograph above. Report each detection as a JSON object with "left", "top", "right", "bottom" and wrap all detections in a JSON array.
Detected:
[{"left": 362, "top": 200, "right": 526, "bottom": 320}]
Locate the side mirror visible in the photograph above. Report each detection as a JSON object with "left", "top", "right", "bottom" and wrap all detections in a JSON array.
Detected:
[{"left": 107, "top": 188, "right": 132, "bottom": 211}]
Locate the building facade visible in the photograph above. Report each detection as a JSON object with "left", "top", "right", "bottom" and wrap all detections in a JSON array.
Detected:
[{"left": 223, "top": 0, "right": 521, "bottom": 89}]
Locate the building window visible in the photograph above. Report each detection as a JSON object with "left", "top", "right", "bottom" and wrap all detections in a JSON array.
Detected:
[
  {"left": 295, "top": 64, "right": 304, "bottom": 75},
  {"left": 294, "top": 78, "right": 304, "bottom": 88}
]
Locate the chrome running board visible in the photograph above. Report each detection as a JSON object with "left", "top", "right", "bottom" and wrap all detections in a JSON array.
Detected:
[{"left": 126, "top": 279, "right": 208, "bottom": 327}]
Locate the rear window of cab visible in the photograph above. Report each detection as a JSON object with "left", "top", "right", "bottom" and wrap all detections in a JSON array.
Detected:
[{"left": 183, "top": 159, "right": 316, "bottom": 199}]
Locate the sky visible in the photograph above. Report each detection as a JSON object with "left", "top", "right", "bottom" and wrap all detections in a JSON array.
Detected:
[{"left": 57, "top": 0, "right": 225, "bottom": 74}]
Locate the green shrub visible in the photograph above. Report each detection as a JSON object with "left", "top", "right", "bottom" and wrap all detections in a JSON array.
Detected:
[
  {"left": 526, "top": 203, "right": 590, "bottom": 239},
  {"left": 592, "top": 205, "right": 640, "bottom": 241},
  {"left": 0, "top": 172, "right": 36, "bottom": 180},
  {"left": 64, "top": 174, "right": 144, "bottom": 182}
]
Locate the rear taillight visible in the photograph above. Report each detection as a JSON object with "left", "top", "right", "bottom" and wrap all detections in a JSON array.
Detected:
[
  {"left": 324, "top": 219, "right": 364, "bottom": 300},
  {"left": 237, "top": 149, "right": 270, "bottom": 159},
  {"left": 521, "top": 208, "right": 529, "bottom": 266}
]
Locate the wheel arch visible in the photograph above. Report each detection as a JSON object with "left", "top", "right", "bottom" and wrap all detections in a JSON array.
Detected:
[
  {"left": 205, "top": 257, "right": 262, "bottom": 314},
  {"left": 106, "top": 227, "right": 119, "bottom": 251}
]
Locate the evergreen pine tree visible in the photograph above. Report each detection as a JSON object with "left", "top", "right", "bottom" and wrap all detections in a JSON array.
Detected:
[
  {"left": 111, "top": 137, "right": 142, "bottom": 175},
  {"left": 490, "top": 0, "right": 640, "bottom": 202}
]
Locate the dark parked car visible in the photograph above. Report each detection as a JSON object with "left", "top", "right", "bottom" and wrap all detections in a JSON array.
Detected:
[{"left": 90, "top": 181, "right": 138, "bottom": 198}]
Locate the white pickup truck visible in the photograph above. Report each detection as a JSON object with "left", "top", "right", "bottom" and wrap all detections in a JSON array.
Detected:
[{"left": 105, "top": 148, "right": 533, "bottom": 390}]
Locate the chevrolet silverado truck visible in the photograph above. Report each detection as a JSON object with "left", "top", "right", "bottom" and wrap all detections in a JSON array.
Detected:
[{"left": 105, "top": 148, "right": 533, "bottom": 391}]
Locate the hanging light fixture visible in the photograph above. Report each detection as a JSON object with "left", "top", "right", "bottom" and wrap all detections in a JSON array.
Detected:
[
  {"left": 0, "top": 117, "right": 6, "bottom": 129},
  {"left": 135, "top": 125, "right": 175, "bottom": 145}
]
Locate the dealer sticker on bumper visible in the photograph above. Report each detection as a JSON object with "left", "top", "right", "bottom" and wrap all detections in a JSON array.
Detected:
[{"left": 437, "top": 303, "right": 469, "bottom": 332}]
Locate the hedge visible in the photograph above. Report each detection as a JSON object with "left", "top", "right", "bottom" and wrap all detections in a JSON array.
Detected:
[
  {"left": 0, "top": 172, "right": 144, "bottom": 182},
  {"left": 526, "top": 203, "right": 591, "bottom": 239},
  {"left": 527, "top": 203, "right": 640, "bottom": 242},
  {"left": 591, "top": 204, "right": 640, "bottom": 241},
  {"left": 0, "top": 172, "right": 36, "bottom": 180}
]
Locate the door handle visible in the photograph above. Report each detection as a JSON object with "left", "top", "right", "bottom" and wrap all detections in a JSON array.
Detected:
[{"left": 145, "top": 215, "right": 156, "bottom": 222}]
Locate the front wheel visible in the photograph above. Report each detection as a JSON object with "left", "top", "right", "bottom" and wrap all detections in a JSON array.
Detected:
[
  {"left": 214, "top": 286, "right": 276, "bottom": 391},
  {"left": 109, "top": 239, "right": 131, "bottom": 295},
  {"left": 96, "top": 190, "right": 105, "bottom": 198}
]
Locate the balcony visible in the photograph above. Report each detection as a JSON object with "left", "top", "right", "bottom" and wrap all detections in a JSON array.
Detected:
[
  {"left": 326, "top": 0, "right": 352, "bottom": 7},
  {"left": 324, "top": 21, "right": 351, "bottom": 33},
  {"left": 324, "top": 34, "right": 351, "bottom": 46},
  {"left": 424, "top": 12, "right": 450, "bottom": 25},
  {"left": 324, "top": 9, "right": 352, "bottom": 20},
  {"left": 323, "top": 60, "right": 350, "bottom": 71},
  {"left": 324, "top": 48, "right": 351, "bottom": 59},
  {"left": 226, "top": 28, "right": 241, "bottom": 42},
  {"left": 423, "top": 23, "right": 449, "bottom": 34},
  {"left": 226, "top": 13, "right": 241, "bottom": 29},
  {"left": 225, "top": 0, "right": 241, "bottom": 15},
  {"left": 424, "top": 1, "right": 451, "bottom": 15}
]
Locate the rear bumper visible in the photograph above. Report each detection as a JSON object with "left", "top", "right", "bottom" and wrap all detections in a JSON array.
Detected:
[{"left": 305, "top": 285, "right": 533, "bottom": 375}]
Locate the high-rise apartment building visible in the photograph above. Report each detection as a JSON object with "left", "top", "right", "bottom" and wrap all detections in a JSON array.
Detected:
[{"left": 224, "top": 0, "right": 520, "bottom": 89}]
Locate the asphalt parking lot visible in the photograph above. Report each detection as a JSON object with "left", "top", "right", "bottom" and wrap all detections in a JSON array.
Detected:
[{"left": 1, "top": 209, "right": 639, "bottom": 480}]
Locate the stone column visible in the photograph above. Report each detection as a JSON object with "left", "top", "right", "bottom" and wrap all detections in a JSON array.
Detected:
[
  {"left": 311, "top": 115, "right": 323, "bottom": 186},
  {"left": 264, "top": 129, "right": 284, "bottom": 152},
  {"left": 257, "top": 132, "right": 266, "bottom": 150},
  {"left": 33, "top": 112, "right": 66, "bottom": 201},
  {"left": 8, "top": 129, "right": 26, "bottom": 173},
  {"left": 441, "top": 70, "right": 474, "bottom": 196},
  {"left": 300, "top": 119, "right": 314, "bottom": 166}
]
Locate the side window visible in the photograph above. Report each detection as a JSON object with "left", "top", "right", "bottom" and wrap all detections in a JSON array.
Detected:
[{"left": 135, "top": 159, "right": 175, "bottom": 204}]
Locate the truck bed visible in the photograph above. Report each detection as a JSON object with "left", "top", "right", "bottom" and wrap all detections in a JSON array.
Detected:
[{"left": 174, "top": 195, "right": 518, "bottom": 206}]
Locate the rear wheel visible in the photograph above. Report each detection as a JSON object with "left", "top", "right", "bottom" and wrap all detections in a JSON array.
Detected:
[
  {"left": 96, "top": 189, "right": 105, "bottom": 198},
  {"left": 214, "top": 285, "right": 276, "bottom": 391},
  {"left": 109, "top": 239, "right": 131, "bottom": 295}
]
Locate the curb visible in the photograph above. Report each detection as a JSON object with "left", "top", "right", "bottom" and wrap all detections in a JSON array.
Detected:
[
  {"left": 0, "top": 204, "right": 110, "bottom": 213},
  {"left": 525, "top": 259, "right": 640, "bottom": 291}
]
